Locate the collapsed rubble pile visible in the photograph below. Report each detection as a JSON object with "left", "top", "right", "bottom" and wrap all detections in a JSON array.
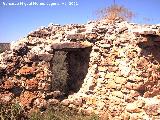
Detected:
[{"left": 0, "top": 19, "right": 160, "bottom": 119}]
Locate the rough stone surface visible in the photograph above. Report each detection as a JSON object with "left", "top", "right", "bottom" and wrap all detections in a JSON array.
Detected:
[{"left": 0, "top": 19, "right": 160, "bottom": 119}]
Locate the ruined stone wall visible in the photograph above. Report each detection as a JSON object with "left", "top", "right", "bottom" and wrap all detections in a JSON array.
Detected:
[{"left": 0, "top": 19, "right": 160, "bottom": 119}]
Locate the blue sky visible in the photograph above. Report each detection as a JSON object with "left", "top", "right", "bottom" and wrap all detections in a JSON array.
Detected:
[{"left": 0, "top": 0, "right": 160, "bottom": 43}]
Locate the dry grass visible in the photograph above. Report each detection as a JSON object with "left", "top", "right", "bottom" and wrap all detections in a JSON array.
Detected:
[
  {"left": 0, "top": 103, "right": 99, "bottom": 120},
  {"left": 0, "top": 103, "right": 27, "bottom": 120},
  {"left": 29, "top": 104, "right": 99, "bottom": 120}
]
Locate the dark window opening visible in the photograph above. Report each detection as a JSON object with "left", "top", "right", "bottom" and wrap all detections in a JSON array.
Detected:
[{"left": 51, "top": 47, "right": 92, "bottom": 98}]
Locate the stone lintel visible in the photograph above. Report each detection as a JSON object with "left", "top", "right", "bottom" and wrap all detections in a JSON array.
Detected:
[{"left": 51, "top": 42, "right": 92, "bottom": 50}]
